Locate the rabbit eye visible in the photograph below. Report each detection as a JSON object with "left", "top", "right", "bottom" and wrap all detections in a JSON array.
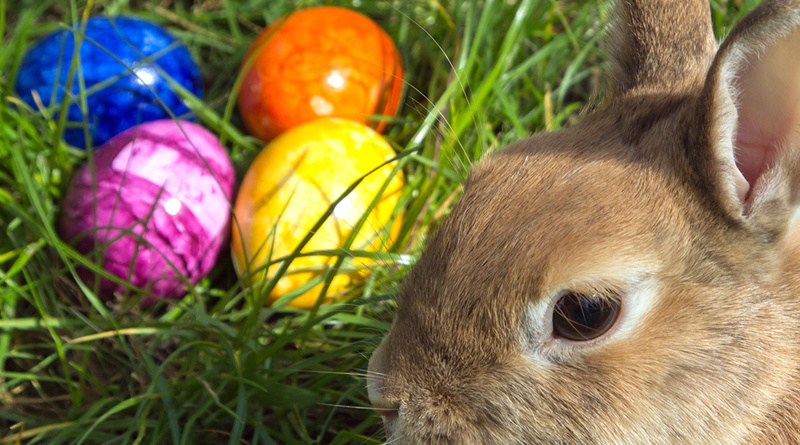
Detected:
[{"left": 552, "top": 292, "right": 621, "bottom": 341}]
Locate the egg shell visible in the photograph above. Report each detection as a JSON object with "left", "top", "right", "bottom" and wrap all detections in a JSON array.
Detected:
[
  {"left": 231, "top": 118, "right": 404, "bottom": 308},
  {"left": 238, "top": 6, "right": 403, "bottom": 141},
  {"left": 15, "top": 15, "right": 203, "bottom": 149},
  {"left": 61, "top": 120, "right": 235, "bottom": 302}
]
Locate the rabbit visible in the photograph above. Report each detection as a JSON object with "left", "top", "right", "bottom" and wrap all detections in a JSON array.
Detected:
[{"left": 366, "top": 0, "right": 800, "bottom": 443}]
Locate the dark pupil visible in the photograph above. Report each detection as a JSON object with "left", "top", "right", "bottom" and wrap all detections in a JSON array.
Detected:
[{"left": 552, "top": 292, "right": 621, "bottom": 341}]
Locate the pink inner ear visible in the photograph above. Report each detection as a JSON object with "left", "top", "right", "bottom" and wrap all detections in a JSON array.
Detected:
[
  {"left": 734, "top": 133, "right": 771, "bottom": 189},
  {"left": 733, "top": 28, "right": 800, "bottom": 192}
]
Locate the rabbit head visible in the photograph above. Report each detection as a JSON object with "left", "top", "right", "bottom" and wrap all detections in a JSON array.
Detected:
[{"left": 367, "top": 0, "right": 800, "bottom": 444}]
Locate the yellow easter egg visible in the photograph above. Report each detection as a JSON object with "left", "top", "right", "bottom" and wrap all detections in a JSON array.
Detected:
[{"left": 232, "top": 118, "right": 404, "bottom": 308}]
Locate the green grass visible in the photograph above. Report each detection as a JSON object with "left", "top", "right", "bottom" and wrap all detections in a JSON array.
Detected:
[{"left": 1, "top": 0, "right": 758, "bottom": 443}]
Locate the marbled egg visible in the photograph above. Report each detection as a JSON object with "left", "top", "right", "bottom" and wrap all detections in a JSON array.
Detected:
[
  {"left": 238, "top": 6, "right": 404, "bottom": 141},
  {"left": 231, "top": 118, "right": 404, "bottom": 308},
  {"left": 60, "top": 120, "right": 235, "bottom": 302},
  {"left": 15, "top": 16, "right": 203, "bottom": 149}
]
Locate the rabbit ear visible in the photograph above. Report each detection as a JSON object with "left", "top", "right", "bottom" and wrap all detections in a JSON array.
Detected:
[
  {"left": 609, "top": 0, "right": 717, "bottom": 95},
  {"left": 697, "top": 1, "right": 800, "bottom": 225}
]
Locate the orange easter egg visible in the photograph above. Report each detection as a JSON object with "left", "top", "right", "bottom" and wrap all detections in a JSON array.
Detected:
[
  {"left": 237, "top": 6, "right": 404, "bottom": 141},
  {"left": 231, "top": 118, "right": 404, "bottom": 308}
]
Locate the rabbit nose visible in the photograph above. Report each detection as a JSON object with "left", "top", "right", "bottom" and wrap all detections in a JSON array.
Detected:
[
  {"left": 372, "top": 398, "right": 399, "bottom": 422},
  {"left": 366, "top": 371, "right": 401, "bottom": 422}
]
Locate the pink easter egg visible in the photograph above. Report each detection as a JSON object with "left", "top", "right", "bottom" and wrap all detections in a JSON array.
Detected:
[{"left": 60, "top": 119, "right": 236, "bottom": 303}]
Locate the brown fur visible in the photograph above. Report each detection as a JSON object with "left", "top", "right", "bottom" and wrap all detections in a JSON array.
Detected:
[
  {"left": 368, "top": 1, "right": 800, "bottom": 443},
  {"left": 610, "top": 0, "right": 716, "bottom": 95}
]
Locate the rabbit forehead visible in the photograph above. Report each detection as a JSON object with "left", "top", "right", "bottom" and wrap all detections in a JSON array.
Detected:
[
  {"left": 389, "top": 105, "right": 708, "bottom": 362},
  {"left": 391, "top": 133, "right": 690, "bottom": 368},
  {"left": 448, "top": 136, "right": 677, "bottom": 297}
]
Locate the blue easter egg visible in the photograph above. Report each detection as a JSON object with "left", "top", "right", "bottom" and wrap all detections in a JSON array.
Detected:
[{"left": 14, "top": 16, "right": 203, "bottom": 149}]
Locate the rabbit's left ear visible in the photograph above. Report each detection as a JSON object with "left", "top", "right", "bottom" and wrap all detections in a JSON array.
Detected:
[
  {"left": 609, "top": 0, "right": 716, "bottom": 95},
  {"left": 698, "top": 1, "right": 800, "bottom": 227}
]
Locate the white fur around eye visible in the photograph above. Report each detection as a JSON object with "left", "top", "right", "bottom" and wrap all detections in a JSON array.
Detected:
[{"left": 519, "top": 276, "right": 660, "bottom": 362}]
